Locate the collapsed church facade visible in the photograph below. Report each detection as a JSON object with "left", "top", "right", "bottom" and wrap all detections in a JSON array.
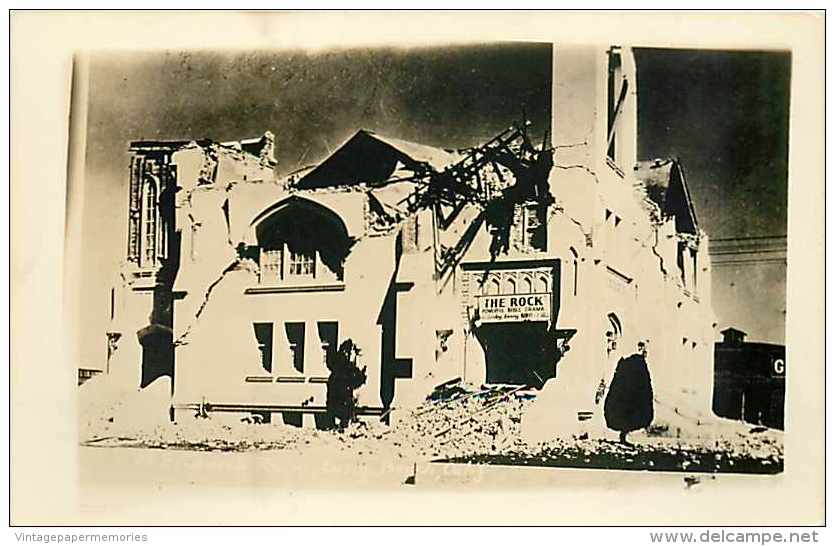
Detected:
[{"left": 105, "top": 45, "right": 717, "bottom": 429}]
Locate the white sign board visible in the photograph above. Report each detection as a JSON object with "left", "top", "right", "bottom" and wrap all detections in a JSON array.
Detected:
[
  {"left": 477, "top": 292, "right": 551, "bottom": 323},
  {"left": 773, "top": 358, "right": 785, "bottom": 376}
]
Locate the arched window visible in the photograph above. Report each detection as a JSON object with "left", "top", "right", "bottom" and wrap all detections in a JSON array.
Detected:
[
  {"left": 606, "top": 313, "right": 622, "bottom": 356},
  {"left": 140, "top": 177, "right": 158, "bottom": 268},
  {"left": 607, "top": 313, "right": 622, "bottom": 337},
  {"left": 537, "top": 274, "right": 549, "bottom": 293},
  {"left": 487, "top": 278, "right": 501, "bottom": 296},
  {"left": 521, "top": 276, "right": 533, "bottom": 294},
  {"left": 505, "top": 277, "right": 517, "bottom": 295},
  {"left": 570, "top": 247, "right": 579, "bottom": 296},
  {"left": 254, "top": 197, "right": 351, "bottom": 285}
]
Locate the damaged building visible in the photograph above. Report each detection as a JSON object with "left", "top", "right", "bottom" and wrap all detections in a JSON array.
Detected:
[{"left": 101, "top": 45, "right": 717, "bottom": 432}]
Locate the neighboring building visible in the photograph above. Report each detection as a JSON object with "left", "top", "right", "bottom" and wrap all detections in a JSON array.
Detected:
[
  {"left": 101, "top": 45, "right": 717, "bottom": 428},
  {"left": 713, "top": 327, "right": 785, "bottom": 429}
]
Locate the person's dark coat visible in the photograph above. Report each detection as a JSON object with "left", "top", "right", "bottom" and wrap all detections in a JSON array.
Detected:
[
  {"left": 604, "top": 353, "right": 654, "bottom": 433},
  {"left": 325, "top": 343, "right": 367, "bottom": 428}
]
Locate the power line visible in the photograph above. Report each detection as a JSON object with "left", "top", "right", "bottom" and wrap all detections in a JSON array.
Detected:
[
  {"left": 709, "top": 247, "right": 787, "bottom": 256},
  {"left": 710, "top": 235, "right": 787, "bottom": 242},
  {"left": 712, "top": 258, "right": 786, "bottom": 267},
  {"left": 709, "top": 241, "right": 787, "bottom": 246},
  {"left": 709, "top": 243, "right": 787, "bottom": 249}
]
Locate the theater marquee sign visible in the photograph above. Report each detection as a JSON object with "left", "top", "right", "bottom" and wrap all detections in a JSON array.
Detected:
[
  {"left": 459, "top": 259, "right": 560, "bottom": 324},
  {"left": 478, "top": 292, "right": 551, "bottom": 323}
]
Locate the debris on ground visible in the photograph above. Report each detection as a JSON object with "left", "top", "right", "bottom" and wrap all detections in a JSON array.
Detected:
[
  {"left": 79, "top": 381, "right": 783, "bottom": 474},
  {"left": 684, "top": 475, "right": 701, "bottom": 488}
]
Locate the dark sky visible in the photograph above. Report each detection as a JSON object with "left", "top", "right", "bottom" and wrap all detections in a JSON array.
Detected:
[
  {"left": 78, "top": 43, "right": 790, "bottom": 366},
  {"left": 635, "top": 48, "right": 790, "bottom": 239},
  {"left": 634, "top": 49, "right": 790, "bottom": 345},
  {"left": 84, "top": 44, "right": 553, "bottom": 180}
]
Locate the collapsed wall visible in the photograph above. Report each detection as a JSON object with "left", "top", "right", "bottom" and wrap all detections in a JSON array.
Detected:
[{"left": 521, "top": 158, "right": 717, "bottom": 443}]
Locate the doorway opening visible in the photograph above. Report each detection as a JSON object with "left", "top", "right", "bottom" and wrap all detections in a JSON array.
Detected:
[
  {"left": 138, "top": 324, "right": 174, "bottom": 388},
  {"left": 475, "top": 321, "right": 556, "bottom": 388}
]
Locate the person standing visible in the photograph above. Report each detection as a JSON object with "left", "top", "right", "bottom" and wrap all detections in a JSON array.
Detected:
[
  {"left": 603, "top": 340, "right": 654, "bottom": 445},
  {"left": 325, "top": 339, "right": 367, "bottom": 430}
]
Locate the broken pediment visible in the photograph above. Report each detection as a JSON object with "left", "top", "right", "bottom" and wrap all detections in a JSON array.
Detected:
[{"left": 634, "top": 157, "right": 699, "bottom": 234}]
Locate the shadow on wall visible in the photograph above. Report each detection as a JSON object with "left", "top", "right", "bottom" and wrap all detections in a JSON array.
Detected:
[{"left": 137, "top": 229, "right": 180, "bottom": 390}]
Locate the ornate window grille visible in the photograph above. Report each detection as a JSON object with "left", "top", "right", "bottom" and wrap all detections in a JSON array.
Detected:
[
  {"left": 288, "top": 249, "right": 315, "bottom": 277},
  {"left": 259, "top": 249, "right": 282, "bottom": 283},
  {"left": 140, "top": 179, "right": 157, "bottom": 268}
]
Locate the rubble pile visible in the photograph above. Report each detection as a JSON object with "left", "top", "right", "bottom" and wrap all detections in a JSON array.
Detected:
[
  {"left": 79, "top": 375, "right": 172, "bottom": 443},
  {"left": 80, "top": 380, "right": 783, "bottom": 474},
  {"left": 80, "top": 381, "right": 535, "bottom": 458},
  {"left": 382, "top": 384, "right": 537, "bottom": 460}
]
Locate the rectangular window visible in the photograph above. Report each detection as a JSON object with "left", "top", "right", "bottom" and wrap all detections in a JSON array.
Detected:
[
  {"left": 691, "top": 248, "right": 698, "bottom": 292},
  {"left": 401, "top": 215, "right": 420, "bottom": 253},
  {"left": 523, "top": 203, "right": 547, "bottom": 251},
  {"left": 253, "top": 323, "right": 273, "bottom": 373},
  {"left": 142, "top": 182, "right": 157, "bottom": 267},
  {"left": 607, "top": 47, "right": 628, "bottom": 169},
  {"left": 573, "top": 260, "right": 578, "bottom": 296},
  {"left": 317, "top": 321, "right": 339, "bottom": 371},
  {"left": 285, "top": 322, "right": 305, "bottom": 373},
  {"left": 288, "top": 248, "right": 315, "bottom": 277},
  {"left": 127, "top": 158, "right": 143, "bottom": 263},
  {"left": 570, "top": 250, "right": 579, "bottom": 297},
  {"left": 677, "top": 241, "right": 687, "bottom": 285}
]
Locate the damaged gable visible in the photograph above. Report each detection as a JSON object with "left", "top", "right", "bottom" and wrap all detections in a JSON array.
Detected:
[
  {"left": 634, "top": 157, "right": 699, "bottom": 234},
  {"left": 294, "top": 130, "right": 460, "bottom": 190}
]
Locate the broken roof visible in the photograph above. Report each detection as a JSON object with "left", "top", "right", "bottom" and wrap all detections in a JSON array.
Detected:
[
  {"left": 369, "top": 133, "right": 460, "bottom": 171},
  {"left": 130, "top": 131, "right": 275, "bottom": 164},
  {"left": 634, "top": 157, "right": 699, "bottom": 234},
  {"left": 294, "top": 130, "right": 460, "bottom": 190}
]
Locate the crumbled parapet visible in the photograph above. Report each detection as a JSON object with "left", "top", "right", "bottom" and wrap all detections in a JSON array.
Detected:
[
  {"left": 197, "top": 143, "right": 219, "bottom": 185},
  {"left": 365, "top": 191, "right": 403, "bottom": 236},
  {"left": 257, "top": 131, "right": 277, "bottom": 167}
]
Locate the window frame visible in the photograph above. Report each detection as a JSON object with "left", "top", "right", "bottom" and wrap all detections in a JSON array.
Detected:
[
  {"left": 606, "top": 47, "right": 628, "bottom": 173},
  {"left": 521, "top": 202, "right": 547, "bottom": 252},
  {"left": 284, "top": 322, "right": 306, "bottom": 374},
  {"left": 288, "top": 247, "right": 316, "bottom": 278},
  {"left": 570, "top": 247, "right": 579, "bottom": 297},
  {"left": 253, "top": 322, "right": 274, "bottom": 374},
  {"left": 139, "top": 176, "right": 159, "bottom": 269}
]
